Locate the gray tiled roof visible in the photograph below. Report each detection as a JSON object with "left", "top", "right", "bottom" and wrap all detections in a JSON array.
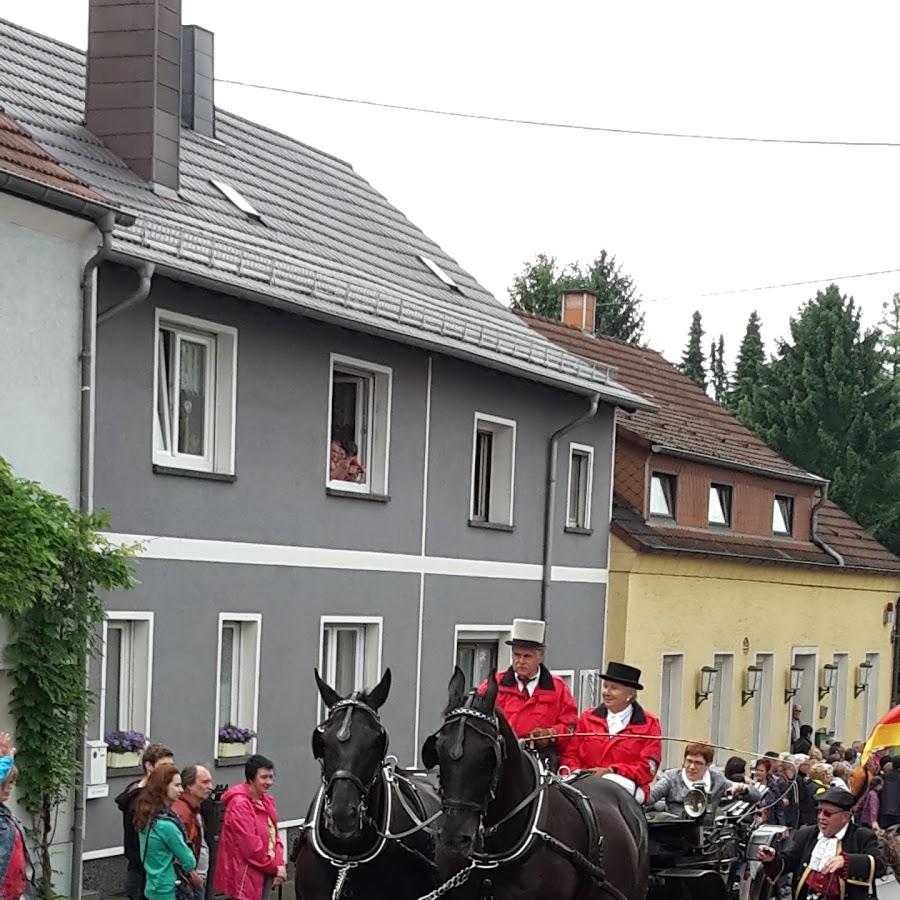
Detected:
[{"left": 0, "top": 16, "right": 652, "bottom": 408}]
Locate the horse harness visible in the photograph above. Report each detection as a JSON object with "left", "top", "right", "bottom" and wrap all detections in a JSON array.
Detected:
[
  {"left": 420, "top": 703, "right": 631, "bottom": 900},
  {"left": 304, "top": 695, "right": 438, "bottom": 900}
]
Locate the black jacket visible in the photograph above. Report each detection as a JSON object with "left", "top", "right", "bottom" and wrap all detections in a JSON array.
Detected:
[
  {"left": 765, "top": 821, "right": 884, "bottom": 900},
  {"left": 792, "top": 736, "right": 813, "bottom": 755},
  {"left": 114, "top": 780, "right": 142, "bottom": 871}
]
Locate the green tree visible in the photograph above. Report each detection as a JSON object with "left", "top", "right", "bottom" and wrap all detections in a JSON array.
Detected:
[
  {"left": 508, "top": 250, "right": 645, "bottom": 344},
  {"left": 881, "top": 293, "right": 900, "bottom": 380},
  {"left": 710, "top": 334, "right": 728, "bottom": 404},
  {"left": 679, "top": 310, "right": 707, "bottom": 389},
  {"left": 742, "top": 285, "right": 900, "bottom": 553},
  {"left": 0, "top": 457, "right": 137, "bottom": 897},
  {"left": 728, "top": 310, "right": 766, "bottom": 423}
]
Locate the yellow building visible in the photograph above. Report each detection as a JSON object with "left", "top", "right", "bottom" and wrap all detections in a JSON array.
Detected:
[{"left": 526, "top": 308, "right": 900, "bottom": 767}]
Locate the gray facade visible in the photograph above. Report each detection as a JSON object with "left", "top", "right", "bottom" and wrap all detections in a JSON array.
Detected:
[{"left": 85, "top": 267, "right": 615, "bottom": 867}]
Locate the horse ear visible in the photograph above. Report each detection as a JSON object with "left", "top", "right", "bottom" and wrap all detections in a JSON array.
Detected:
[
  {"left": 314, "top": 668, "right": 342, "bottom": 709},
  {"left": 312, "top": 727, "right": 324, "bottom": 761},
  {"left": 446, "top": 666, "right": 467, "bottom": 711},
  {"left": 421, "top": 734, "right": 438, "bottom": 769},
  {"left": 366, "top": 668, "right": 391, "bottom": 711},
  {"left": 483, "top": 668, "right": 498, "bottom": 712}
]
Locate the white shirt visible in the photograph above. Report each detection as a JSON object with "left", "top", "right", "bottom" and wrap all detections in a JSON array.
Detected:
[
  {"left": 607, "top": 703, "right": 634, "bottom": 735},
  {"left": 517, "top": 672, "right": 539, "bottom": 697},
  {"left": 809, "top": 823, "right": 849, "bottom": 872},
  {"left": 681, "top": 768, "right": 712, "bottom": 793}
]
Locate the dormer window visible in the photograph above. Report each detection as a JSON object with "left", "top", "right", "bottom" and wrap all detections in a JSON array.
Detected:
[
  {"left": 773, "top": 495, "right": 794, "bottom": 535},
  {"left": 649, "top": 473, "right": 676, "bottom": 519},
  {"left": 708, "top": 483, "right": 733, "bottom": 528}
]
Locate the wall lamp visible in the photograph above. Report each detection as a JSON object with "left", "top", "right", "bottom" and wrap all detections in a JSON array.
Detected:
[
  {"left": 784, "top": 665, "right": 804, "bottom": 704},
  {"left": 695, "top": 665, "right": 719, "bottom": 708},
  {"left": 741, "top": 665, "right": 763, "bottom": 706},
  {"left": 818, "top": 663, "right": 838, "bottom": 701},
  {"left": 854, "top": 661, "right": 873, "bottom": 698}
]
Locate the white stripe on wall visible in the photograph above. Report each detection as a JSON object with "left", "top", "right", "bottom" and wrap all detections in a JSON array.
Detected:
[
  {"left": 83, "top": 846, "right": 123, "bottom": 861},
  {"left": 103, "top": 533, "right": 608, "bottom": 585}
]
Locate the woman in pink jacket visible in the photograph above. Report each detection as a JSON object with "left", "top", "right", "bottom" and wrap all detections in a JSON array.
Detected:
[{"left": 214, "top": 755, "right": 286, "bottom": 900}]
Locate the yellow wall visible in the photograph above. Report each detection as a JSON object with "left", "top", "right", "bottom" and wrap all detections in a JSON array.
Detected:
[{"left": 607, "top": 535, "right": 900, "bottom": 765}]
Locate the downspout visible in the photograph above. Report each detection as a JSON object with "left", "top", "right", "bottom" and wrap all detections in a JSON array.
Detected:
[
  {"left": 71, "top": 212, "right": 115, "bottom": 900},
  {"left": 541, "top": 393, "right": 601, "bottom": 621},
  {"left": 96, "top": 262, "right": 155, "bottom": 325},
  {"left": 811, "top": 481, "right": 845, "bottom": 567}
]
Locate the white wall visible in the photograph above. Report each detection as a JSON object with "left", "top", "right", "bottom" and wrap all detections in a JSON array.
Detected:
[{"left": 0, "top": 193, "right": 98, "bottom": 502}]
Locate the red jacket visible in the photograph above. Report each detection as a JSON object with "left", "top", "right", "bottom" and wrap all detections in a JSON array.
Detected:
[
  {"left": 560, "top": 702, "right": 662, "bottom": 793},
  {"left": 213, "top": 783, "right": 284, "bottom": 900},
  {"left": 479, "top": 666, "right": 578, "bottom": 738}
]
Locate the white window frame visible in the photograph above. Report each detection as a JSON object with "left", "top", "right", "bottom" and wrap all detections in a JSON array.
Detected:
[
  {"left": 325, "top": 354, "right": 393, "bottom": 496},
  {"left": 773, "top": 494, "right": 794, "bottom": 536},
  {"left": 708, "top": 483, "right": 733, "bottom": 528},
  {"left": 453, "top": 625, "right": 511, "bottom": 691},
  {"left": 751, "top": 651, "right": 774, "bottom": 756},
  {"left": 99, "top": 612, "right": 154, "bottom": 743},
  {"left": 660, "top": 653, "right": 684, "bottom": 769},
  {"left": 469, "top": 413, "right": 517, "bottom": 526},
  {"left": 213, "top": 614, "right": 261, "bottom": 758},
  {"left": 566, "top": 443, "right": 595, "bottom": 530},
  {"left": 552, "top": 669, "right": 575, "bottom": 694},
  {"left": 319, "top": 616, "right": 383, "bottom": 718},
  {"left": 863, "top": 651, "right": 880, "bottom": 738},
  {"left": 649, "top": 472, "right": 676, "bottom": 519},
  {"left": 830, "top": 652, "right": 849, "bottom": 741},
  {"left": 152, "top": 309, "right": 237, "bottom": 475}
]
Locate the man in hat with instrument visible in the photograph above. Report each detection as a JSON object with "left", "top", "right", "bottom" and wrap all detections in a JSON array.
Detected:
[
  {"left": 478, "top": 619, "right": 577, "bottom": 771},
  {"left": 757, "top": 786, "right": 884, "bottom": 899},
  {"left": 560, "top": 661, "right": 662, "bottom": 803}
]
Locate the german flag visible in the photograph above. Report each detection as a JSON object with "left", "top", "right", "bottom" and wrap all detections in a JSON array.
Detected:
[{"left": 862, "top": 705, "right": 900, "bottom": 761}]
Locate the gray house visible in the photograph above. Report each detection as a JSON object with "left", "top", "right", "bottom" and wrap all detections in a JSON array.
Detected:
[{"left": 0, "top": 3, "right": 649, "bottom": 894}]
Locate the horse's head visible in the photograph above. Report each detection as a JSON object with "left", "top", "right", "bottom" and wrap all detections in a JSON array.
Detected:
[
  {"left": 422, "top": 666, "right": 506, "bottom": 857},
  {"left": 312, "top": 667, "right": 391, "bottom": 840}
]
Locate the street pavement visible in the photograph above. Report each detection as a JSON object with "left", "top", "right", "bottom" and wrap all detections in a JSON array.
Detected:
[{"left": 878, "top": 876, "right": 899, "bottom": 899}]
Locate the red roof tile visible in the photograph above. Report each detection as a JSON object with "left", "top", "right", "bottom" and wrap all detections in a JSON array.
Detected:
[
  {"left": 0, "top": 110, "right": 108, "bottom": 205},
  {"left": 520, "top": 313, "right": 900, "bottom": 576}
]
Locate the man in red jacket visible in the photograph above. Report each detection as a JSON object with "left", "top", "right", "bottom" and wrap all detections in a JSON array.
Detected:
[
  {"left": 560, "top": 661, "right": 662, "bottom": 803},
  {"left": 479, "top": 619, "right": 577, "bottom": 770}
]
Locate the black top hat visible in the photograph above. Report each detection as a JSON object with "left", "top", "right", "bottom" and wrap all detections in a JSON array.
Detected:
[
  {"left": 817, "top": 786, "right": 855, "bottom": 811},
  {"left": 600, "top": 662, "right": 643, "bottom": 691}
]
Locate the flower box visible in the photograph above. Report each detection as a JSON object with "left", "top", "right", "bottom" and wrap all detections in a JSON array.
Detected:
[
  {"left": 108, "top": 750, "right": 142, "bottom": 768},
  {"left": 218, "top": 741, "right": 251, "bottom": 759}
]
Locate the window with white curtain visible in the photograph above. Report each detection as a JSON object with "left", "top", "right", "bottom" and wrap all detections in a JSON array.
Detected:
[
  {"left": 649, "top": 473, "right": 676, "bottom": 519},
  {"left": 215, "top": 615, "right": 260, "bottom": 748},
  {"left": 103, "top": 614, "right": 153, "bottom": 738},
  {"left": 320, "top": 619, "right": 382, "bottom": 706},
  {"left": 153, "top": 311, "right": 237, "bottom": 474},
  {"left": 773, "top": 495, "right": 794, "bottom": 535},
  {"left": 566, "top": 444, "right": 594, "bottom": 530},
  {"left": 470, "top": 414, "right": 516, "bottom": 526},
  {"left": 708, "top": 483, "right": 733, "bottom": 527}
]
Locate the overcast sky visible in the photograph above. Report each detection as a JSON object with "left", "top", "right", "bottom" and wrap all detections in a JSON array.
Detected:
[{"left": 7, "top": 1, "right": 900, "bottom": 366}]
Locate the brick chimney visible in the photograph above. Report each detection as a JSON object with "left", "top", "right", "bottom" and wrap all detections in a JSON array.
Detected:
[
  {"left": 85, "top": 0, "right": 182, "bottom": 192},
  {"left": 181, "top": 25, "right": 215, "bottom": 138},
  {"left": 560, "top": 290, "right": 597, "bottom": 333}
]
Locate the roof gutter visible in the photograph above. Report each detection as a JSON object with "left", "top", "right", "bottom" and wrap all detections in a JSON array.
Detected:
[
  {"left": 0, "top": 170, "right": 134, "bottom": 226},
  {"left": 541, "top": 393, "right": 601, "bottom": 622},
  {"left": 811, "top": 481, "right": 845, "bottom": 567},
  {"left": 649, "top": 443, "right": 827, "bottom": 487},
  {"left": 107, "top": 248, "right": 656, "bottom": 410}
]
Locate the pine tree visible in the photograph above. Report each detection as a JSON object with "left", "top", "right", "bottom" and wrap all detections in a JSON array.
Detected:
[
  {"left": 880, "top": 293, "right": 900, "bottom": 381},
  {"left": 710, "top": 334, "right": 728, "bottom": 404},
  {"left": 679, "top": 311, "right": 707, "bottom": 389},
  {"left": 742, "top": 285, "right": 900, "bottom": 553},
  {"left": 728, "top": 311, "right": 766, "bottom": 423},
  {"left": 508, "top": 250, "right": 645, "bottom": 344}
]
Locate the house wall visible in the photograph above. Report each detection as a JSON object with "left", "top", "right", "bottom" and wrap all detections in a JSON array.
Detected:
[
  {"left": 608, "top": 534, "right": 900, "bottom": 762},
  {"left": 85, "top": 268, "right": 615, "bottom": 872},
  {"left": 0, "top": 193, "right": 98, "bottom": 500}
]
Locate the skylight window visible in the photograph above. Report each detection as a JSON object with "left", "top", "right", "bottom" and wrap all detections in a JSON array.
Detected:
[
  {"left": 418, "top": 254, "right": 459, "bottom": 290},
  {"left": 210, "top": 179, "right": 261, "bottom": 220}
]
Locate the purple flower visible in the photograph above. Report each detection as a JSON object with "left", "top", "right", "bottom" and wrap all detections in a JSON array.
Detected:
[
  {"left": 104, "top": 730, "right": 146, "bottom": 753},
  {"left": 218, "top": 724, "right": 256, "bottom": 743}
]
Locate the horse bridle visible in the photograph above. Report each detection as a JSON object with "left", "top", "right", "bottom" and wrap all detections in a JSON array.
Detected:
[
  {"left": 431, "top": 703, "right": 506, "bottom": 816},
  {"left": 315, "top": 695, "right": 389, "bottom": 826}
]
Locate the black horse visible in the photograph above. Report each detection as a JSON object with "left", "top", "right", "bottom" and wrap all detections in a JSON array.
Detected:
[
  {"left": 294, "top": 668, "right": 440, "bottom": 900},
  {"left": 422, "top": 667, "right": 649, "bottom": 900}
]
